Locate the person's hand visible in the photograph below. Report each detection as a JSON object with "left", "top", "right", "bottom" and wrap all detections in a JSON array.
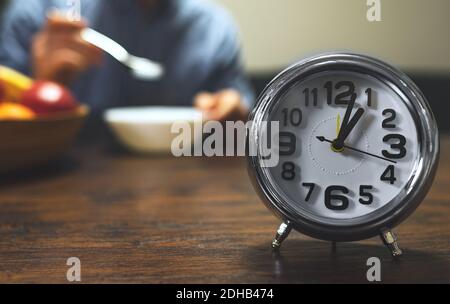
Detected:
[
  {"left": 32, "top": 13, "right": 102, "bottom": 85},
  {"left": 194, "top": 89, "right": 249, "bottom": 122}
]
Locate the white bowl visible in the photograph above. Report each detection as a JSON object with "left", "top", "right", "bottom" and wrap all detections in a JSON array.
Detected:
[{"left": 104, "top": 106, "right": 203, "bottom": 154}]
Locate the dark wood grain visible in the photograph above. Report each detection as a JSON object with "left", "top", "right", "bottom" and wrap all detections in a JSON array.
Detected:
[{"left": 0, "top": 136, "right": 449, "bottom": 284}]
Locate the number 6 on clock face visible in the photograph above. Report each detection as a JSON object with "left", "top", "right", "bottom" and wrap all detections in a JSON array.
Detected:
[{"left": 247, "top": 53, "right": 439, "bottom": 249}]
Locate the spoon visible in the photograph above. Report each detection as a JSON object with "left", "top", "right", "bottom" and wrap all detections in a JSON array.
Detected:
[{"left": 80, "top": 28, "right": 164, "bottom": 80}]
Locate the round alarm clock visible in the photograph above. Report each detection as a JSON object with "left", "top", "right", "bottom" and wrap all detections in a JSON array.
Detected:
[{"left": 247, "top": 53, "right": 439, "bottom": 257}]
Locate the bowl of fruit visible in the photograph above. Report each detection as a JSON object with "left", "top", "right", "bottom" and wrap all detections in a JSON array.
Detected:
[{"left": 0, "top": 66, "right": 88, "bottom": 172}]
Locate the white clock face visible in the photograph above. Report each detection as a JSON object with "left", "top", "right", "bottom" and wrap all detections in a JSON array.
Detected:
[{"left": 265, "top": 71, "right": 420, "bottom": 222}]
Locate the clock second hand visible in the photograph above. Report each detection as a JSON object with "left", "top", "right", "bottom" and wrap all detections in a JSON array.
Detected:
[{"left": 316, "top": 136, "right": 397, "bottom": 164}]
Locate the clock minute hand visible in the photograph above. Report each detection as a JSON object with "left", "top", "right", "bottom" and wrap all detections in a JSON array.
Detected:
[{"left": 316, "top": 136, "right": 397, "bottom": 164}]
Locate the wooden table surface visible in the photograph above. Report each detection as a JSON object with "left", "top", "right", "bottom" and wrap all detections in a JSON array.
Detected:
[{"left": 0, "top": 136, "right": 449, "bottom": 284}]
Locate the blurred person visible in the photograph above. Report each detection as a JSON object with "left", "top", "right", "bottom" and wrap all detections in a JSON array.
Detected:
[{"left": 0, "top": 0, "right": 254, "bottom": 121}]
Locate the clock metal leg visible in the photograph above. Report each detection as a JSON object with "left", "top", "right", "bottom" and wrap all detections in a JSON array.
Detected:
[
  {"left": 272, "top": 222, "right": 292, "bottom": 250},
  {"left": 380, "top": 229, "right": 403, "bottom": 257},
  {"left": 331, "top": 241, "right": 337, "bottom": 254}
]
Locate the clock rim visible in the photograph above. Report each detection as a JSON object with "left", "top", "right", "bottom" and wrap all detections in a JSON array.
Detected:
[{"left": 247, "top": 53, "right": 440, "bottom": 242}]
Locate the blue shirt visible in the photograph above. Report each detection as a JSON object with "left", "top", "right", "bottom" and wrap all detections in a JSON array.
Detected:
[{"left": 0, "top": 0, "right": 254, "bottom": 113}]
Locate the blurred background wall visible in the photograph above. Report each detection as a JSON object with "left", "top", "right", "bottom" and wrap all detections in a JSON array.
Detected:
[
  {"left": 0, "top": 0, "right": 7, "bottom": 23},
  {"left": 219, "top": 0, "right": 450, "bottom": 130},
  {"left": 219, "top": 0, "right": 450, "bottom": 74}
]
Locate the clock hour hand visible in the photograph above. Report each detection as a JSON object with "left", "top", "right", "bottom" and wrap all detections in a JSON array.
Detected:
[{"left": 317, "top": 136, "right": 397, "bottom": 164}]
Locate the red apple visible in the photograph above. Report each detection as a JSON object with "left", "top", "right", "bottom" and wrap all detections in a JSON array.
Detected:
[{"left": 21, "top": 81, "right": 79, "bottom": 114}]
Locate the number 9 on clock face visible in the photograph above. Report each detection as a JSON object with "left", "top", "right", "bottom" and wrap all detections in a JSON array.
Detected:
[{"left": 248, "top": 53, "right": 439, "bottom": 242}]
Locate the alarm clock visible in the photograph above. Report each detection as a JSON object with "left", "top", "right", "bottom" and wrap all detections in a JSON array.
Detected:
[{"left": 247, "top": 53, "right": 439, "bottom": 257}]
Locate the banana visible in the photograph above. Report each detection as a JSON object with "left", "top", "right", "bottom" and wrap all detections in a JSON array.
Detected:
[
  {"left": 0, "top": 66, "right": 33, "bottom": 102},
  {"left": 0, "top": 102, "right": 36, "bottom": 120}
]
